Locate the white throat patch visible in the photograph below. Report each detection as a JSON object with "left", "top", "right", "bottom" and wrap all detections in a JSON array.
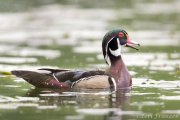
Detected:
[{"left": 109, "top": 38, "right": 121, "bottom": 57}]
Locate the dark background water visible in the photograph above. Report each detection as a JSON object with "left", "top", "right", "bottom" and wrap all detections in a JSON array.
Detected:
[{"left": 0, "top": 0, "right": 179, "bottom": 120}]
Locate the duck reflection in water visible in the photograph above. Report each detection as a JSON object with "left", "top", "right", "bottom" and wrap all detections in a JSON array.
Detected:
[{"left": 26, "top": 87, "right": 130, "bottom": 107}]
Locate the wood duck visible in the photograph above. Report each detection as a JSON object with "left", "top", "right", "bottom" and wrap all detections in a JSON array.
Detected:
[{"left": 11, "top": 29, "right": 140, "bottom": 91}]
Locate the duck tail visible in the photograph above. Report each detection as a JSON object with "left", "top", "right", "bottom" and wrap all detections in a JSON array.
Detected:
[
  {"left": 11, "top": 70, "right": 70, "bottom": 89},
  {"left": 11, "top": 70, "right": 51, "bottom": 87}
]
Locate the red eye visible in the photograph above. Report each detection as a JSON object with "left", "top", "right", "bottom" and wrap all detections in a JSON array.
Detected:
[{"left": 118, "top": 32, "right": 124, "bottom": 38}]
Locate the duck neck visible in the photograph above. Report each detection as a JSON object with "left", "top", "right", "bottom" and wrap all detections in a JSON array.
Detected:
[
  {"left": 108, "top": 56, "right": 131, "bottom": 88},
  {"left": 109, "top": 56, "right": 124, "bottom": 77}
]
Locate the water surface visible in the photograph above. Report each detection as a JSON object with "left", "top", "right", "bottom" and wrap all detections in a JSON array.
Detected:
[{"left": 0, "top": 0, "right": 179, "bottom": 120}]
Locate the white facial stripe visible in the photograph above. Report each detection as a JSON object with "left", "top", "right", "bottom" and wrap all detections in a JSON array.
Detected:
[
  {"left": 109, "top": 38, "right": 121, "bottom": 56},
  {"left": 105, "top": 37, "right": 115, "bottom": 55},
  {"left": 105, "top": 37, "right": 115, "bottom": 66},
  {"left": 105, "top": 37, "right": 122, "bottom": 65}
]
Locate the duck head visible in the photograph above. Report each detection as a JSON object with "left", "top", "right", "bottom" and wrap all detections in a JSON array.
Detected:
[{"left": 102, "top": 29, "right": 140, "bottom": 66}]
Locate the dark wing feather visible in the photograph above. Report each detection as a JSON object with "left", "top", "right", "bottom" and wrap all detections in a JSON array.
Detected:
[
  {"left": 54, "top": 70, "right": 107, "bottom": 82},
  {"left": 38, "top": 68, "right": 70, "bottom": 73}
]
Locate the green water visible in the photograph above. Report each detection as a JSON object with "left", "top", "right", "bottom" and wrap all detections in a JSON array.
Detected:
[{"left": 0, "top": 0, "right": 180, "bottom": 120}]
